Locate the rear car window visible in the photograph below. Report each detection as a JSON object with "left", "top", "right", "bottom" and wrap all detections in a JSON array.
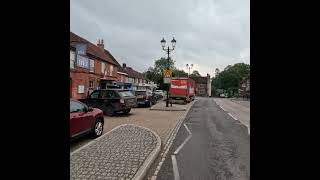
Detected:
[
  {"left": 90, "top": 91, "right": 100, "bottom": 98},
  {"left": 70, "top": 100, "right": 86, "bottom": 113},
  {"left": 118, "top": 91, "right": 134, "bottom": 97},
  {"left": 135, "top": 91, "right": 146, "bottom": 96},
  {"left": 101, "top": 90, "right": 120, "bottom": 98}
]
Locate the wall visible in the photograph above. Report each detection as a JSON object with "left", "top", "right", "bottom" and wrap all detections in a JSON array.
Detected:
[
  {"left": 70, "top": 71, "right": 100, "bottom": 99},
  {"left": 70, "top": 49, "right": 118, "bottom": 99}
]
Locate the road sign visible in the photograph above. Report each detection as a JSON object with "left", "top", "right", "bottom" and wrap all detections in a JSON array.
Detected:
[{"left": 163, "top": 69, "right": 172, "bottom": 84}]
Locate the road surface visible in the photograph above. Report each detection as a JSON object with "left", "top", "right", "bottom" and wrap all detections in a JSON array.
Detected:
[
  {"left": 156, "top": 97, "right": 250, "bottom": 180},
  {"left": 214, "top": 98, "right": 250, "bottom": 133}
]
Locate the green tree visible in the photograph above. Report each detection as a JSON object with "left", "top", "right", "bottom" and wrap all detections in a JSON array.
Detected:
[
  {"left": 189, "top": 70, "right": 201, "bottom": 78},
  {"left": 153, "top": 57, "right": 175, "bottom": 75},
  {"left": 143, "top": 57, "right": 176, "bottom": 90},
  {"left": 215, "top": 68, "right": 220, "bottom": 77},
  {"left": 211, "top": 63, "right": 250, "bottom": 97},
  {"left": 172, "top": 68, "right": 188, "bottom": 77}
]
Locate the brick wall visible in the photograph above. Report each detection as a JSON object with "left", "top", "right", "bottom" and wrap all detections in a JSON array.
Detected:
[
  {"left": 196, "top": 83, "right": 208, "bottom": 96},
  {"left": 70, "top": 56, "right": 118, "bottom": 99},
  {"left": 70, "top": 71, "right": 100, "bottom": 99}
]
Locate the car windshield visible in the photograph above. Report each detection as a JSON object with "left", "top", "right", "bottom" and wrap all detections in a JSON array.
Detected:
[
  {"left": 118, "top": 91, "right": 134, "bottom": 97},
  {"left": 135, "top": 91, "right": 147, "bottom": 95}
]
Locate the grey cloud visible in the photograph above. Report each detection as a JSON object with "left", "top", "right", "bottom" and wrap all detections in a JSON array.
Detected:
[{"left": 71, "top": 0, "right": 250, "bottom": 75}]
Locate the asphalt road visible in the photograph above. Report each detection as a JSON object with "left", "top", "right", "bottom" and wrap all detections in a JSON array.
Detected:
[
  {"left": 214, "top": 98, "right": 250, "bottom": 133},
  {"left": 157, "top": 97, "right": 250, "bottom": 180}
]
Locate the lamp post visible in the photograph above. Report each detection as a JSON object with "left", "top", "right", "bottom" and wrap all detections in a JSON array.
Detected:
[
  {"left": 161, "top": 37, "right": 176, "bottom": 107},
  {"left": 186, "top": 64, "right": 193, "bottom": 77}
]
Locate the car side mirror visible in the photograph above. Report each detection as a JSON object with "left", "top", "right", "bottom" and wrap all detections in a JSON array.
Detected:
[{"left": 88, "top": 107, "right": 94, "bottom": 112}]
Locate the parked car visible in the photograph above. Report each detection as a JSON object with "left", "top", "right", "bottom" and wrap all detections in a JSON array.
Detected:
[
  {"left": 155, "top": 90, "right": 166, "bottom": 97},
  {"left": 79, "top": 89, "right": 137, "bottom": 116},
  {"left": 135, "top": 90, "right": 157, "bottom": 107},
  {"left": 153, "top": 92, "right": 163, "bottom": 101},
  {"left": 70, "top": 99, "right": 104, "bottom": 139}
]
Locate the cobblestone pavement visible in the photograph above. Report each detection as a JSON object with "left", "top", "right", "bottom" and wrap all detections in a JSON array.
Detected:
[
  {"left": 149, "top": 101, "right": 186, "bottom": 111},
  {"left": 70, "top": 124, "right": 161, "bottom": 180},
  {"left": 70, "top": 101, "right": 194, "bottom": 153}
]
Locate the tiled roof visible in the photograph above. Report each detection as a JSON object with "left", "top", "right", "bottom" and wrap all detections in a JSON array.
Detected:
[
  {"left": 124, "top": 67, "right": 144, "bottom": 79},
  {"left": 103, "top": 49, "right": 127, "bottom": 74},
  {"left": 70, "top": 32, "right": 117, "bottom": 66}
]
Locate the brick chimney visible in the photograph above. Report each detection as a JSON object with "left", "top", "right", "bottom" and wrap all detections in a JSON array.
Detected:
[
  {"left": 123, "top": 63, "right": 126, "bottom": 68},
  {"left": 97, "top": 39, "right": 104, "bottom": 49}
]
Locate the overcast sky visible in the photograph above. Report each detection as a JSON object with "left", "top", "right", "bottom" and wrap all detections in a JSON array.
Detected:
[{"left": 71, "top": 0, "right": 249, "bottom": 77}]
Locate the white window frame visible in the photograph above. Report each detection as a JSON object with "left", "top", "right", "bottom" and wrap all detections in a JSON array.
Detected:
[
  {"left": 90, "top": 59, "right": 95, "bottom": 73},
  {"left": 101, "top": 62, "right": 105, "bottom": 74},
  {"left": 110, "top": 65, "right": 113, "bottom": 76},
  {"left": 70, "top": 50, "right": 75, "bottom": 69},
  {"left": 89, "top": 80, "right": 94, "bottom": 88}
]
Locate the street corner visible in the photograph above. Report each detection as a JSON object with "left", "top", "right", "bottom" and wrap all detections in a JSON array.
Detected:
[{"left": 70, "top": 124, "right": 161, "bottom": 180}]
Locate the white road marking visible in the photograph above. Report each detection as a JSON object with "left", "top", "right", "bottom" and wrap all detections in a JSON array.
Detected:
[
  {"left": 228, "top": 113, "right": 238, "bottom": 121},
  {"left": 151, "top": 101, "right": 197, "bottom": 179},
  {"left": 171, "top": 155, "right": 180, "bottom": 180},
  {"left": 220, "top": 106, "right": 226, "bottom": 111},
  {"left": 174, "top": 124, "right": 192, "bottom": 155},
  {"left": 174, "top": 135, "right": 192, "bottom": 155},
  {"left": 184, "top": 123, "right": 192, "bottom": 135}
]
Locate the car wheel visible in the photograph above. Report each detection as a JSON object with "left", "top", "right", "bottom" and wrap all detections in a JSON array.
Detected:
[
  {"left": 123, "top": 109, "right": 131, "bottom": 115},
  {"left": 93, "top": 119, "right": 103, "bottom": 138}
]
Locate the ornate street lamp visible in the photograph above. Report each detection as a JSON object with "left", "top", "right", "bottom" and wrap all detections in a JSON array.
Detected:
[
  {"left": 186, "top": 64, "right": 193, "bottom": 77},
  {"left": 161, "top": 37, "right": 176, "bottom": 107}
]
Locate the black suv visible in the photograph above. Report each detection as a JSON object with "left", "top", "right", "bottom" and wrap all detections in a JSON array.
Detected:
[
  {"left": 135, "top": 90, "right": 157, "bottom": 107},
  {"left": 80, "top": 89, "right": 137, "bottom": 116}
]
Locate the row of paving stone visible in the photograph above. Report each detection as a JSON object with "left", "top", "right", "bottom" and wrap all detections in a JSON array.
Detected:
[{"left": 70, "top": 125, "right": 160, "bottom": 180}]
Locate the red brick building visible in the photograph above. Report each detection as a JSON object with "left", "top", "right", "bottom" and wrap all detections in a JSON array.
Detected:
[
  {"left": 70, "top": 32, "right": 118, "bottom": 99},
  {"left": 190, "top": 74, "right": 211, "bottom": 97}
]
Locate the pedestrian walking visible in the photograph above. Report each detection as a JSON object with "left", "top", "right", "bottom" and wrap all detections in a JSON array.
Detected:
[{"left": 88, "top": 88, "right": 94, "bottom": 97}]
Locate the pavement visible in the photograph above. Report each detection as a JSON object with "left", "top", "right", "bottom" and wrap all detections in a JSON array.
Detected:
[
  {"left": 149, "top": 101, "right": 187, "bottom": 111},
  {"left": 156, "top": 97, "right": 250, "bottom": 180},
  {"left": 230, "top": 98, "right": 250, "bottom": 108},
  {"left": 70, "top": 102, "right": 194, "bottom": 153},
  {"left": 70, "top": 124, "right": 161, "bottom": 180}
]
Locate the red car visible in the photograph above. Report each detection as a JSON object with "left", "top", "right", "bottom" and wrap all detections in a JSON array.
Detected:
[{"left": 70, "top": 99, "right": 104, "bottom": 139}]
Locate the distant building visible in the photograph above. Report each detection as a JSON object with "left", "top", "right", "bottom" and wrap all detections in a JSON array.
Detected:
[
  {"left": 190, "top": 74, "right": 211, "bottom": 97},
  {"left": 239, "top": 76, "right": 250, "bottom": 99}
]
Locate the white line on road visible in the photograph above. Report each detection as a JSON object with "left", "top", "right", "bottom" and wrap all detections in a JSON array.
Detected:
[
  {"left": 228, "top": 113, "right": 238, "bottom": 121},
  {"left": 174, "top": 135, "right": 192, "bottom": 155},
  {"left": 171, "top": 155, "right": 180, "bottom": 180},
  {"left": 174, "top": 123, "right": 192, "bottom": 155},
  {"left": 220, "top": 105, "right": 226, "bottom": 111},
  {"left": 184, "top": 123, "right": 192, "bottom": 136}
]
